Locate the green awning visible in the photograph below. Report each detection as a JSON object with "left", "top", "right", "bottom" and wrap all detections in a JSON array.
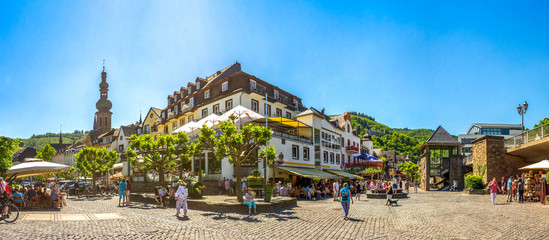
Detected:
[
  {"left": 275, "top": 166, "right": 341, "bottom": 179},
  {"left": 324, "top": 170, "right": 359, "bottom": 180}
]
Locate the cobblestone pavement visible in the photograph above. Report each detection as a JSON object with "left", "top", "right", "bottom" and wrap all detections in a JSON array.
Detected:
[{"left": 1, "top": 191, "right": 548, "bottom": 239}]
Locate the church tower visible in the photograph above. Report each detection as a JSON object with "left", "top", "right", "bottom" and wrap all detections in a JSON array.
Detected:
[{"left": 93, "top": 62, "right": 113, "bottom": 134}]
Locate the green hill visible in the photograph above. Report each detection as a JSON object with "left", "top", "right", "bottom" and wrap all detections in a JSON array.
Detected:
[
  {"left": 349, "top": 113, "right": 434, "bottom": 163},
  {"left": 20, "top": 132, "right": 87, "bottom": 150}
]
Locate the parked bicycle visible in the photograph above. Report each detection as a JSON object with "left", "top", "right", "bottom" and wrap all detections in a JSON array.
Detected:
[{"left": 1, "top": 199, "right": 19, "bottom": 223}]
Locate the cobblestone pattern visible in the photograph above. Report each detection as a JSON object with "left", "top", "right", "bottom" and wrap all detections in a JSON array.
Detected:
[{"left": 1, "top": 191, "right": 548, "bottom": 239}]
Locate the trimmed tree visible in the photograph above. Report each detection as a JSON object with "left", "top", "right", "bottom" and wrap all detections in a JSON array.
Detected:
[
  {"left": 398, "top": 161, "right": 420, "bottom": 181},
  {"left": 199, "top": 116, "right": 276, "bottom": 202},
  {"left": 36, "top": 144, "right": 57, "bottom": 162},
  {"left": 0, "top": 137, "right": 19, "bottom": 177},
  {"left": 75, "top": 147, "right": 118, "bottom": 194},
  {"left": 125, "top": 131, "right": 191, "bottom": 186}
]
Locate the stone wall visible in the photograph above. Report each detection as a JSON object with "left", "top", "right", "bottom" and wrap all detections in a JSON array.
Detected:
[
  {"left": 449, "top": 155, "right": 463, "bottom": 189},
  {"left": 472, "top": 135, "right": 527, "bottom": 184},
  {"left": 420, "top": 148, "right": 430, "bottom": 191}
]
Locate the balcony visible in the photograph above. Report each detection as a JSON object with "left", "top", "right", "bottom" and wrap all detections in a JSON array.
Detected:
[{"left": 345, "top": 145, "right": 359, "bottom": 153}]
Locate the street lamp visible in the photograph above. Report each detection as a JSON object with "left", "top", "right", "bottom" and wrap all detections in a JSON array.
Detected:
[{"left": 517, "top": 101, "right": 528, "bottom": 131}]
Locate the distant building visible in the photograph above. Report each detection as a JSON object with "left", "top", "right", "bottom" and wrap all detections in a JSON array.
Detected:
[
  {"left": 142, "top": 107, "right": 162, "bottom": 135},
  {"left": 93, "top": 65, "right": 113, "bottom": 135},
  {"left": 458, "top": 124, "right": 522, "bottom": 154},
  {"left": 12, "top": 147, "right": 37, "bottom": 164}
]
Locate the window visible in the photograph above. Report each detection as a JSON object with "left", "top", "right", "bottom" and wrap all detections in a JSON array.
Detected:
[
  {"left": 120, "top": 135, "right": 123, "bottom": 140},
  {"left": 188, "top": 88, "right": 191, "bottom": 95},
  {"left": 188, "top": 115, "right": 194, "bottom": 122},
  {"left": 303, "top": 147, "right": 309, "bottom": 161},
  {"left": 149, "top": 113, "right": 153, "bottom": 119},
  {"left": 276, "top": 108, "right": 282, "bottom": 117},
  {"left": 222, "top": 82, "right": 228, "bottom": 91},
  {"left": 250, "top": 79, "right": 256, "bottom": 90},
  {"left": 205, "top": 90, "right": 210, "bottom": 99},
  {"left": 323, "top": 151, "right": 328, "bottom": 163},
  {"left": 292, "top": 145, "right": 299, "bottom": 159},
  {"left": 226, "top": 99, "right": 233, "bottom": 110},
  {"left": 273, "top": 90, "right": 279, "bottom": 99},
  {"left": 213, "top": 104, "right": 220, "bottom": 115},
  {"left": 164, "top": 126, "right": 168, "bottom": 134},
  {"left": 266, "top": 105, "right": 271, "bottom": 117},
  {"left": 336, "top": 154, "right": 340, "bottom": 164},
  {"left": 180, "top": 119, "right": 185, "bottom": 126},
  {"left": 145, "top": 125, "right": 150, "bottom": 134},
  {"left": 196, "top": 82, "right": 200, "bottom": 89},
  {"left": 173, "top": 122, "right": 177, "bottom": 129},
  {"left": 189, "top": 97, "right": 194, "bottom": 108},
  {"left": 293, "top": 98, "right": 298, "bottom": 108},
  {"left": 202, "top": 108, "right": 208, "bottom": 118},
  {"left": 330, "top": 152, "right": 334, "bottom": 164},
  {"left": 286, "top": 112, "right": 291, "bottom": 119},
  {"left": 251, "top": 100, "right": 259, "bottom": 112}
]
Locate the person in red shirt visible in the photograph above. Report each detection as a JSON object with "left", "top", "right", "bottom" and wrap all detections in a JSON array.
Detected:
[{"left": 488, "top": 177, "right": 499, "bottom": 205}]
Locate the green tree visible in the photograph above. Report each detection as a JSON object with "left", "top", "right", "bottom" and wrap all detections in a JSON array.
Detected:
[
  {"left": 372, "top": 132, "right": 421, "bottom": 163},
  {"left": 534, "top": 117, "right": 549, "bottom": 128},
  {"left": 126, "top": 131, "right": 191, "bottom": 185},
  {"left": 0, "top": 137, "right": 19, "bottom": 177},
  {"left": 398, "top": 161, "right": 420, "bottom": 181},
  {"left": 199, "top": 116, "right": 276, "bottom": 202},
  {"left": 58, "top": 167, "right": 76, "bottom": 180},
  {"left": 75, "top": 147, "right": 118, "bottom": 194},
  {"left": 362, "top": 167, "right": 383, "bottom": 180},
  {"left": 36, "top": 144, "right": 56, "bottom": 162}
]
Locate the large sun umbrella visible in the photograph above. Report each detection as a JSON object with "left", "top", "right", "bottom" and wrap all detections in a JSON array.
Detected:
[
  {"left": 519, "top": 160, "right": 549, "bottom": 170},
  {"left": 213, "top": 105, "right": 263, "bottom": 128},
  {"left": 6, "top": 158, "right": 71, "bottom": 179}
]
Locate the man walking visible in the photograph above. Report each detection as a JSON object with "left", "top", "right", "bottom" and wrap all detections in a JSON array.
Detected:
[
  {"left": 224, "top": 179, "right": 231, "bottom": 196},
  {"left": 488, "top": 177, "right": 499, "bottom": 205},
  {"left": 506, "top": 176, "right": 513, "bottom": 202}
]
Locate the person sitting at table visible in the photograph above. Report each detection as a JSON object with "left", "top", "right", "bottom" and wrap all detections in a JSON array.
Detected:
[
  {"left": 12, "top": 189, "right": 26, "bottom": 208},
  {"left": 280, "top": 185, "right": 287, "bottom": 196}
]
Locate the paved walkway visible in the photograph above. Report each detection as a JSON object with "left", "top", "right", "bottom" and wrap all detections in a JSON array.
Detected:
[{"left": 2, "top": 191, "right": 548, "bottom": 239}]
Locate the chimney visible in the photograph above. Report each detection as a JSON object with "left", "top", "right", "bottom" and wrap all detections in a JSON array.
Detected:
[{"left": 321, "top": 108, "right": 325, "bottom": 115}]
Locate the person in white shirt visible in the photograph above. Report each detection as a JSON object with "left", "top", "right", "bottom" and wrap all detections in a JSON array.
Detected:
[
  {"left": 175, "top": 180, "right": 189, "bottom": 217},
  {"left": 333, "top": 180, "right": 340, "bottom": 201}
]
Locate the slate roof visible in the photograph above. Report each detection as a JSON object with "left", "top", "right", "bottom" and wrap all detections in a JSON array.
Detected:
[
  {"left": 120, "top": 125, "right": 137, "bottom": 137},
  {"left": 421, "top": 126, "right": 461, "bottom": 149}
]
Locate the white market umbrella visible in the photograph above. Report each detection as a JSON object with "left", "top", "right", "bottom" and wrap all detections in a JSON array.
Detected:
[
  {"left": 519, "top": 160, "right": 549, "bottom": 170},
  {"left": 173, "top": 121, "right": 199, "bottom": 134},
  {"left": 213, "top": 105, "right": 264, "bottom": 128},
  {"left": 6, "top": 158, "right": 71, "bottom": 179},
  {"left": 189, "top": 114, "right": 220, "bottom": 136}
]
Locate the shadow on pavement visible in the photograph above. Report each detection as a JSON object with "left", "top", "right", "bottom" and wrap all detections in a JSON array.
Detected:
[
  {"left": 346, "top": 217, "right": 364, "bottom": 222},
  {"left": 201, "top": 212, "right": 263, "bottom": 222},
  {"left": 177, "top": 215, "right": 190, "bottom": 221}
]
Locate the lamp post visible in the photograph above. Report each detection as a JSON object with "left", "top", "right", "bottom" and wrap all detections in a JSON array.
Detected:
[{"left": 517, "top": 101, "right": 528, "bottom": 132}]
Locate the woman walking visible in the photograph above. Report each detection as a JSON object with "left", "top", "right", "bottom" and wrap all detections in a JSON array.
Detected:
[
  {"left": 386, "top": 182, "right": 393, "bottom": 205},
  {"left": 355, "top": 183, "right": 361, "bottom": 201},
  {"left": 488, "top": 177, "right": 499, "bottom": 205},
  {"left": 340, "top": 183, "right": 353, "bottom": 220},
  {"left": 175, "top": 180, "right": 189, "bottom": 217}
]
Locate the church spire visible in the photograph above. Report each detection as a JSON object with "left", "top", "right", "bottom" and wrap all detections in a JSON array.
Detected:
[{"left": 59, "top": 124, "right": 63, "bottom": 145}]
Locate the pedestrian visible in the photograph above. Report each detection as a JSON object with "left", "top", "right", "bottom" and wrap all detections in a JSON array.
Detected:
[
  {"left": 218, "top": 180, "right": 224, "bottom": 195},
  {"left": 500, "top": 177, "right": 506, "bottom": 195},
  {"left": 118, "top": 179, "right": 127, "bottom": 207},
  {"left": 386, "top": 182, "right": 393, "bottom": 205},
  {"left": 488, "top": 177, "right": 499, "bottom": 205},
  {"left": 506, "top": 176, "right": 513, "bottom": 202},
  {"left": 517, "top": 178, "right": 525, "bottom": 203},
  {"left": 125, "top": 179, "right": 131, "bottom": 206},
  {"left": 355, "top": 183, "right": 361, "bottom": 201},
  {"left": 224, "top": 179, "right": 231, "bottom": 196},
  {"left": 414, "top": 180, "right": 418, "bottom": 193},
  {"left": 539, "top": 171, "right": 546, "bottom": 205},
  {"left": 514, "top": 175, "right": 520, "bottom": 202},
  {"left": 340, "top": 183, "right": 353, "bottom": 220},
  {"left": 392, "top": 181, "right": 398, "bottom": 195},
  {"left": 242, "top": 180, "right": 248, "bottom": 196},
  {"left": 333, "top": 180, "right": 340, "bottom": 201},
  {"left": 175, "top": 180, "right": 189, "bottom": 217}
]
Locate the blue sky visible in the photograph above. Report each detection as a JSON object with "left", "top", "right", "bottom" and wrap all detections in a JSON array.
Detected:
[{"left": 1, "top": 1, "right": 548, "bottom": 139}]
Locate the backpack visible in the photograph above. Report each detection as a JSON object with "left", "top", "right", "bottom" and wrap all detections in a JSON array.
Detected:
[{"left": 341, "top": 188, "right": 349, "bottom": 201}]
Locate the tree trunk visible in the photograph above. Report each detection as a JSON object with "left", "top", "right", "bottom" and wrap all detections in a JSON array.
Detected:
[
  {"left": 92, "top": 172, "right": 96, "bottom": 195},
  {"left": 159, "top": 167, "right": 165, "bottom": 186},
  {"left": 235, "top": 162, "right": 243, "bottom": 202}
]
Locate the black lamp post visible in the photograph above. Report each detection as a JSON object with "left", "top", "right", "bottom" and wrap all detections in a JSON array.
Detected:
[{"left": 517, "top": 101, "right": 528, "bottom": 131}]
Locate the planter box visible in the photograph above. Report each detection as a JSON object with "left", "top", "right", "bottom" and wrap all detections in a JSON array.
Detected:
[{"left": 464, "top": 188, "right": 487, "bottom": 195}]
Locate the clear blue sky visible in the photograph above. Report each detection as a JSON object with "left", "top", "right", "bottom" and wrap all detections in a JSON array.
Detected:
[{"left": 1, "top": 1, "right": 548, "bottom": 139}]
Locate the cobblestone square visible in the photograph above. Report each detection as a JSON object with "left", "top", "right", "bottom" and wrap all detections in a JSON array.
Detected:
[{"left": 1, "top": 191, "right": 548, "bottom": 239}]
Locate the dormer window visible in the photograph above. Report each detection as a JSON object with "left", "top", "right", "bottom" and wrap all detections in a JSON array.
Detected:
[
  {"left": 293, "top": 98, "right": 298, "bottom": 107},
  {"left": 274, "top": 90, "right": 279, "bottom": 99},
  {"left": 190, "top": 97, "right": 194, "bottom": 108},
  {"left": 196, "top": 82, "right": 200, "bottom": 89},
  {"left": 250, "top": 79, "right": 256, "bottom": 90},
  {"left": 222, "top": 82, "right": 228, "bottom": 91},
  {"left": 205, "top": 90, "right": 210, "bottom": 99},
  {"left": 188, "top": 88, "right": 192, "bottom": 95}
]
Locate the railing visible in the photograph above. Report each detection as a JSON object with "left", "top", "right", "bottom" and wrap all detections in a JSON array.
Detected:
[
  {"left": 345, "top": 161, "right": 383, "bottom": 169},
  {"left": 272, "top": 131, "right": 312, "bottom": 144},
  {"left": 505, "top": 123, "right": 549, "bottom": 148},
  {"left": 345, "top": 146, "right": 359, "bottom": 153}
]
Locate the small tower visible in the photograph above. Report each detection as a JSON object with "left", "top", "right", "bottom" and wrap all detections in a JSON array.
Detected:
[{"left": 93, "top": 61, "right": 113, "bottom": 134}]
